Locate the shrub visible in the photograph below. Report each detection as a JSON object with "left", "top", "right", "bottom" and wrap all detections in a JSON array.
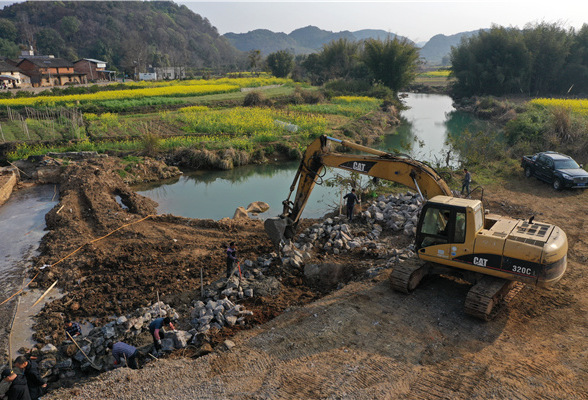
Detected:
[
  {"left": 141, "top": 131, "right": 161, "bottom": 157},
  {"left": 243, "top": 91, "right": 265, "bottom": 107},
  {"left": 294, "top": 87, "right": 323, "bottom": 104}
]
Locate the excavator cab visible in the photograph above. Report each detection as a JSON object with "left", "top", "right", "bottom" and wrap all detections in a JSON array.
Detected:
[
  {"left": 417, "top": 206, "right": 467, "bottom": 249},
  {"left": 415, "top": 196, "right": 476, "bottom": 262}
]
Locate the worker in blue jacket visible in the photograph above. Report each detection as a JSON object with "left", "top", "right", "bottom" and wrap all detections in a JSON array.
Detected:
[{"left": 148, "top": 317, "right": 175, "bottom": 354}]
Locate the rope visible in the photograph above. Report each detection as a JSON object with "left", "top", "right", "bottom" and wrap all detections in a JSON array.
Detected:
[{"left": 0, "top": 214, "right": 156, "bottom": 307}]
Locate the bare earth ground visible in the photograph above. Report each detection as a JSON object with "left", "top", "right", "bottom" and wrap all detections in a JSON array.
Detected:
[{"left": 10, "top": 158, "right": 588, "bottom": 399}]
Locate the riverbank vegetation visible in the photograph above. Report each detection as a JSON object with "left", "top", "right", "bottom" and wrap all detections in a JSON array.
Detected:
[{"left": 450, "top": 23, "right": 588, "bottom": 98}]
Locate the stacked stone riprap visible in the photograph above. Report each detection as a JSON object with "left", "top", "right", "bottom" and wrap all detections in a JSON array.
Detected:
[
  {"left": 190, "top": 298, "right": 253, "bottom": 335},
  {"left": 293, "top": 191, "right": 422, "bottom": 256},
  {"left": 5, "top": 302, "right": 186, "bottom": 384}
]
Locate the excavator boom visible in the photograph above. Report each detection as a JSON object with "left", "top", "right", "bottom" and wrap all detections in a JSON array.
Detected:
[{"left": 265, "top": 135, "right": 451, "bottom": 246}]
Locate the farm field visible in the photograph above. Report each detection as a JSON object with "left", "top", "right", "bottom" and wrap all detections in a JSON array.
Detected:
[{"left": 0, "top": 77, "right": 394, "bottom": 164}]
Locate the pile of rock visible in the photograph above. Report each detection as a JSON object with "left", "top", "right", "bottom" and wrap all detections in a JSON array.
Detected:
[
  {"left": 362, "top": 192, "right": 422, "bottom": 236},
  {"left": 190, "top": 297, "right": 253, "bottom": 335},
  {"left": 293, "top": 192, "right": 423, "bottom": 256},
  {"left": 188, "top": 256, "right": 290, "bottom": 334}
]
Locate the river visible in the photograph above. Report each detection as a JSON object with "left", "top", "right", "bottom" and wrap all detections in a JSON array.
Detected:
[
  {"left": 0, "top": 184, "right": 59, "bottom": 362},
  {"left": 135, "top": 93, "right": 481, "bottom": 220}
]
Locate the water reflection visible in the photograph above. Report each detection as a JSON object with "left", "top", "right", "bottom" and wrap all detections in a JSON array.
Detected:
[{"left": 135, "top": 162, "right": 341, "bottom": 220}]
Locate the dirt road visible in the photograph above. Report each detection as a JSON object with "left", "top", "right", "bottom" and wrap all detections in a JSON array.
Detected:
[{"left": 14, "top": 158, "right": 588, "bottom": 399}]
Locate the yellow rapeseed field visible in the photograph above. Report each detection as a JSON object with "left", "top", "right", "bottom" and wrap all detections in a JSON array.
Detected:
[
  {"left": 168, "top": 106, "right": 326, "bottom": 138},
  {"left": 530, "top": 98, "right": 588, "bottom": 116},
  {"left": 0, "top": 84, "right": 239, "bottom": 107},
  {"left": 0, "top": 77, "right": 292, "bottom": 108}
]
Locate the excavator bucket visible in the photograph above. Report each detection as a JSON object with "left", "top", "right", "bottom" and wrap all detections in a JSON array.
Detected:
[{"left": 264, "top": 217, "right": 287, "bottom": 251}]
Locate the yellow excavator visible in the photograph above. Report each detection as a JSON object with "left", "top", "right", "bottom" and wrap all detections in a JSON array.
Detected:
[{"left": 265, "top": 135, "right": 568, "bottom": 320}]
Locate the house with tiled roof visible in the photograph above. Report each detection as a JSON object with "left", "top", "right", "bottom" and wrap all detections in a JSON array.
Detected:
[
  {"left": 73, "top": 58, "right": 114, "bottom": 81},
  {"left": 0, "top": 60, "right": 30, "bottom": 89},
  {"left": 17, "top": 56, "right": 87, "bottom": 87}
]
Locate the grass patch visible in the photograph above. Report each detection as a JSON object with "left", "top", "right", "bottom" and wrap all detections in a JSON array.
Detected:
[{"left": 289, "top": 96, "right": 381, "bottom": 118}]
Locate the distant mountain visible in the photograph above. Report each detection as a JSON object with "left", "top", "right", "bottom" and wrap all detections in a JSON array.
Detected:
[
  {"left": 419, "top": 30, "right": 484, "bottom": 66},
  {"left": 224, "top": 29, "right": 310, "bottom": 55},
  {"left": 224, "top": 26, "right": 409, "bottom": 56},
  {"left": 225, "top": 26, "right": 483, "bottom": 66},
  {"left": 288, "top": 26, "right": 355, "bottom": 50},
  {"left": 352, "top": 29, "right": 400, "bottom": 42}
]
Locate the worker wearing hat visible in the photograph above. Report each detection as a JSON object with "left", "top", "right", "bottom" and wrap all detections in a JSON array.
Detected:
[{"left": 2, "top": 360, "right": 31, "bottom": 400}]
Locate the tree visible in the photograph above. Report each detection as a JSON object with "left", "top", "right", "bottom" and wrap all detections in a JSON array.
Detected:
[
  {"left": 59, "top": 16, "right": 80, "bottom": 41},
  {"left": 266, "top": 50, "right": 294, "bottom": 78},
  {"left": 319, "top": 38, "right": 360, "bottom": 81},
  {"left": 450, "top": 26, "right": 531, "bottom": 97},
  {"left": 301, "top": 53, "right": 324, "bottom": 85},
  {"left": 0, "top": 38, "right": 19, "bottom": 58},
  {"left": 523, "top": 22, "right": 573, "bottom": 95},
  {"left": 362, "top": 37, "right": 420, "bottom": 92},
  {"left": 559, "top": 24, "right": 588, "bottom": 94},
  {"left": 0, "top": 18, "right": 17, "bottom": 41},
  {"left": 248, "top": 50, "right": 262, "bottom": 75},
  {"left": 35, "top": 28, "right": 66, "bottom": 57}
]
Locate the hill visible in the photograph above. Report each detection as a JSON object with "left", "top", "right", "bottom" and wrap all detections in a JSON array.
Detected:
[
  {"left": 419, "top": 30, "right": 484, "bottom": 66},
  {"left": 0, "top": 1, "right": 242, "bottom": 73},
  {"left": 225, "top": 25, "right": 406, "bottom": 56},
  {"left": 224, "top": 29, "right": 311, "bottom": 55},
  {"left": 224, "top": 25, "right": 482, "bottom": 66}
]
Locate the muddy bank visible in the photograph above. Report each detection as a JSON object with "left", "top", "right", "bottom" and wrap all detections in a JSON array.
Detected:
[{"left": 16, "top": 156, "right": 318, "bottom": 349}]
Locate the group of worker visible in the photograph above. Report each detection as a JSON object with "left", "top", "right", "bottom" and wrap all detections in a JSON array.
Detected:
[
  {"left": 0, "top": 316, "right": 176, "bottom": 399},
  {"left": 1, "top": 356, "right": 46, "bottom": 400},
  {"left": 67, "top": 316, "right": 175, "bottom": 366}
]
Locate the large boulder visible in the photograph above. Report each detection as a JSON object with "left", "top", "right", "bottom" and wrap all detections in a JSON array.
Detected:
[
  {"left": 246, "top": 201, "right": 270, "bottom": 214},
  {"left": 233, "top": 206, "right": 249, "bottom": 219}
]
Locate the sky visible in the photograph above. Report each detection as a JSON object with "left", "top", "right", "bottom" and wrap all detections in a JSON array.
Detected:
[
  {"left": 180, "top": 1, "right": 586, "bottom": 43},
  {"left": 0, "top": 1, "right": 585, "bottom": 44}
]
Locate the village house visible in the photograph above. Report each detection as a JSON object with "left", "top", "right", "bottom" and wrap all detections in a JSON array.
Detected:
[
  {"left": 0, "top": 60, "right": 31, "bottom": 89},
  {"left": 16, "top": 53, "right": 86, "bottom": 88},
  {"left": 73, "top": 58, "right": 115, "bottom": 81},
  {"left": 153, "top": 66, "right": 186, "bottom": 80}
]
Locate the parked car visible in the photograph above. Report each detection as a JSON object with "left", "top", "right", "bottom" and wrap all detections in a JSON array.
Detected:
[{"left": 521, "top": 151, "right": 588, "bottom": 190}]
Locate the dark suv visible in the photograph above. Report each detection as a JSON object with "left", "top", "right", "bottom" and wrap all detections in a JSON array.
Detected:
[{"left": 521, "top": 151, "right": 588, "bottom": 190}]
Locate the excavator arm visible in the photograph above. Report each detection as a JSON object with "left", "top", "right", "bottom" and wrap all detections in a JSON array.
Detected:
[{"left": 265, "top": 135, "right": 452, "bottom": 246}]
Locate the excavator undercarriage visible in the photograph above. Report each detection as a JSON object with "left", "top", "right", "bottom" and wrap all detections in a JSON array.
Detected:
[{"left": 388, "top": 258, "right": 525, "bottom": 320}]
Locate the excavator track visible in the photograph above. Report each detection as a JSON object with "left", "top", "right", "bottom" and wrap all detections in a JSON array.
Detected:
[
  {"left": 464, "top": 277, "right": 524, "bottom": 320},
  {"left": 389, "top": 261, "right": 429, "bottom": 294}
]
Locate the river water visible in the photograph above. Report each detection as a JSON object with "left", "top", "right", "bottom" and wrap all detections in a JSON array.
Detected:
[
  {"left": 136, "top": 93, "right": 480, "bottom": 220},
  {"left": 0, "top": 184, "right": 59, "bottom": 361}
]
